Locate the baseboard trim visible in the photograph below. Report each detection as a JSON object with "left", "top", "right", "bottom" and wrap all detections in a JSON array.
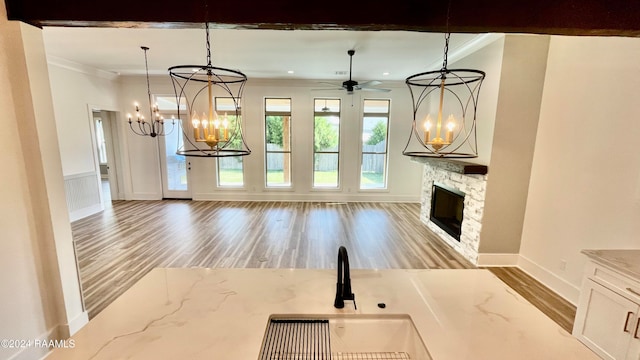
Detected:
[
  {"left": 69, "top": 203, "right": 103, "bottom": 222},
  {"left": 8, "top": 311, "right": 89, "bottom": 360},
  {"left": 66, "top": 310, "right": 89, "bottom": 336},
  {"left": 131, "top": 193, "right": 162, "bottom": 200},
  {"left": 477, "top": 253, "right": 519, "bottom": 267},
  {"left": 8, "top": 326, "right": 59, "bottom": 360},
  {"left": 193, "top": 193, "right": 420, "bottom": 202},
  {"left": 517, "top": 254, "right": 580, "bottom": 305}
]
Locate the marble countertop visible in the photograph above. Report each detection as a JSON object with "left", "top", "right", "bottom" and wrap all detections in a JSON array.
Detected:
[
  {"left": 46, "top": 268, "right": 596, "bottom": 360},
  {"left": 582, "top": 249, "right": 640, "bottom": 281}
]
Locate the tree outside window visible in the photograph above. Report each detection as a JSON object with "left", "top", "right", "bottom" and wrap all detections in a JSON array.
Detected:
[{"left": 313, "top": 99, "right": 340, "bottom": 188}]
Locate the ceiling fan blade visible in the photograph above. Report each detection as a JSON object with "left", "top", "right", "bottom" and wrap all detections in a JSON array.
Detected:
[
  {"left": 311, "top": 88, "right": 345, "bottom": 91},
  {"left": 317, "top": 81, "right": 343, "bottom": 87},
  {"left": 358, "top": 80, "right": 382, "bottom": 88},
  {"left": 360, "top": 87, "right": 391, "bottom": 92}
]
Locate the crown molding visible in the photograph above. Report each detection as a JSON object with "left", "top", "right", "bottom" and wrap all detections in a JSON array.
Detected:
[
  {"left": 47, "top": 55, "right": 119, "bottom": 81},
  {"left": 424, "top": 33, "right": 505, "bottom": 71}
]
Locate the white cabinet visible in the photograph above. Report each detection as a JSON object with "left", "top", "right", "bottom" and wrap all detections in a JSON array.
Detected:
[
  {"left": 574, "top": 261, "right": 640, "bottom": 360},
  {"left": 629, "top": 334, "right": 640, "bottom": 360}
]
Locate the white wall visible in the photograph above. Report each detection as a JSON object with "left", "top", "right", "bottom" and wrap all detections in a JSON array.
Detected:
[
  {"left": 449, "top": 36, "right": 504, "bottom": 166},
  {"left": 47, "top": 60, "right": 120, "bottom": 176},
  {"left": 117, "top": 76, "right": 168, "bottom": 200},
  {"left": 0, "top": 14, "right": 86, "bottom": 360},
  {"left": 519, "top": 36, "right": 640, "bottom": 304},
  {"left": 120, "top": 76, "right": 423, "bottom": 202},
  {"left": 46, "top": 59, "right": 122, "bottom": 219},
  {"left": 478, "top": 35, "right": 550, "bottom": 257}
]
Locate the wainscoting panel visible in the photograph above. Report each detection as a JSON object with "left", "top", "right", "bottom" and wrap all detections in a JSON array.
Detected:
[{"left": 64, "top": 171, "right": 102, "bottom": 222}]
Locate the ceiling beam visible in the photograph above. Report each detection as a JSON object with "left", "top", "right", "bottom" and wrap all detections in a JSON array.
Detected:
[{"left": 5, "top": 0, "right": 640, "bottom": 36}]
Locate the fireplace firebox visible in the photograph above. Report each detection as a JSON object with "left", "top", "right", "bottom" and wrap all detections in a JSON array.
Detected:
[{"left": 430, "top": 184, "right": 465, "bottom": 241}]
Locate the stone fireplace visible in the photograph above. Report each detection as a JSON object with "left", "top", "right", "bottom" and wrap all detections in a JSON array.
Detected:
[{"left": 413, "top": 158, "right": 488, "bottom": 264}]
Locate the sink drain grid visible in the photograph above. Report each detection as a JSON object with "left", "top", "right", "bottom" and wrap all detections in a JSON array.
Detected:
[
  {"left": 259, "top": 318, "right": 411, "bottom": 360},
  {"left": 260, "top": 319, "right": 331, "bottom": 359},
  {"left": 260, "top": 352, "right": 410, "bottom": 360},
  {"left": 332, "top": 352, "right": 411, "bottom": 359}
]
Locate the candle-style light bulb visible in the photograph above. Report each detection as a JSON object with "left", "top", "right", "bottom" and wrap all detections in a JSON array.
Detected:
[
  {"left": 192, "top": 114, "right": 201, "bottom": 140},
  {"left": 222, "top": 113, "right": 229, "bottom": 140},
  {"left": 423, "top": 115, "right": 432, "bottom": 144},
  {"left": 127, "top": 113, "right": 132, "bottom": 122},
  {"left": 446, "top": 115, "right": 455, "bottom": 143}
]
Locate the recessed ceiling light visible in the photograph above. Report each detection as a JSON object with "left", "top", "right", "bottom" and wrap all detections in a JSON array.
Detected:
[
  {"left": 383, "top": 72, "right": 390, "bottom": 76},
  {"left": 287, "top": 70, "right": 294, "bottom": 74}
]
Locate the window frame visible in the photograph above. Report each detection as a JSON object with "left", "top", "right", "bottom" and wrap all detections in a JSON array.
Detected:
[
  {"left": 215, "top": 97, "right": 245, "bottom": 188},
  {"left": 312, "top": 98, "right": 341, "bottom": 189},
  {"left": 360, "top": 99, "right": 391, "bottom": 190},
  {"left": 264, "top": 97, "right": 293, "bottom": 188}
]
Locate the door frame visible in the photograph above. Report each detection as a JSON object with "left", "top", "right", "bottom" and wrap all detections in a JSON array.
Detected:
[
  {"left": 93, "top": 111, "right": 120, "bottom": 201},
  {"left": 86, "top": 104, "right": 124, "bottom": 205}
]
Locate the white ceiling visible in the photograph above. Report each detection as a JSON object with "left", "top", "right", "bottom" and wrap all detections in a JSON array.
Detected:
[{"left": 42, "top": 27, "right": 485, "bottom": 82}]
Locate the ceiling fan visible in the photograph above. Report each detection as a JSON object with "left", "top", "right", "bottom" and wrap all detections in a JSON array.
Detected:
[{"left": 314, "top": 50, "right": 391, "bottom": 94}]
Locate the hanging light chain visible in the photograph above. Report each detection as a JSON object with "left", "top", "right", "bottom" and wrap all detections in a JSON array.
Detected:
[
  {"left": 142, "top": 46, "right": 159, "bottom": 136},
  {"left": 442, "top": 33, "right": 450, "bottom": 71},
  {"left": 441, "top": 0, "right": 451, "bottom": 72},
  {"left": 205, "top": 22, "right": 212, "bottom": 66},
  {"left": 142, "top": 47, "right": 154, "bottom": 121}
]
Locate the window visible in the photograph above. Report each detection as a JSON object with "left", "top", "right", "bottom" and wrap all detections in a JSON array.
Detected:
[
  {"left": 155, "top": 95, "right": 186, "bottom": 112},
  {"left": 216, "top": 97, "right": 244, "bottom": 187},
  {"left": 95, "top": 118, "right": 108, "bottom": 164},
  {"left": 313, "top": 99, "right": 341, "bottom": 188},
  {"left": 265, "top": 98, "right": 292, "bottom": 187},
  {"left": 361, "top": 99, "right": 390, "bottom": 189}
]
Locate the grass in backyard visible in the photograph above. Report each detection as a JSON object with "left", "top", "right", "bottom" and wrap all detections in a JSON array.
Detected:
[
  {"left": 360, "top": 172, "right": 385, "bottom": 189},
  {"left": 220, "top": 170, "right": 385, "bottom": 188},
  {"left": 219, "top": 169, "right": 243, "bottom": 185}
]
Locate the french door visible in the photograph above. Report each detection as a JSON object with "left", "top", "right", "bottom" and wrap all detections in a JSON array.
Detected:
[{"left": 158, "top": 119, "right": 192, "bottom": 199}]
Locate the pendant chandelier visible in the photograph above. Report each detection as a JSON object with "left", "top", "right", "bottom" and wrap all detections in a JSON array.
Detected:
[
  {"left": 168, "top": 23, "right": 251, "bottom": 157},
  {"left": 128, "top": 46, "right": 175, "bottom": 137},
  {"left": 403, "top": 33, "right": 485, "bottom": 158}
]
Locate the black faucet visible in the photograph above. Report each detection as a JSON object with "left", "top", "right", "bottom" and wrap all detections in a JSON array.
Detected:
[{"left": 334, "top": 246, "right": 357, "bottom": 309}]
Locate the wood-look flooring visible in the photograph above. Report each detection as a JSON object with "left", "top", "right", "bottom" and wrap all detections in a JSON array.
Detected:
[
  {"left": 73, "top": 201, "right": 472, "bottom": 318},
  {"left": 487, "top": 267, "right": 576, "bottom": 333},
  {"left": 72, "top": 200, "right": 574, "bottom": 333}
]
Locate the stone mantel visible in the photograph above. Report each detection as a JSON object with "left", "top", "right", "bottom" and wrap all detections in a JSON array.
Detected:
[{"left": 410, "top": 156, "right": 488, "bottom": 175}]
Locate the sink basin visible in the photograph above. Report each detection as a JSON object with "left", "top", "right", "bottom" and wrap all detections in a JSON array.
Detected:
[{"left": 259, "top": 314, "right": 431, "bottom": 359}]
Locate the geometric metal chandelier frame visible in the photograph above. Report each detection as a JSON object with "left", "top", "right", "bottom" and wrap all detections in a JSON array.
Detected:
[
  {"left": 403, "top": 33, "right": 485, "bottom": 158},
  {"left": 169, "top": 23, "right": 251, "bottom": 157}
]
